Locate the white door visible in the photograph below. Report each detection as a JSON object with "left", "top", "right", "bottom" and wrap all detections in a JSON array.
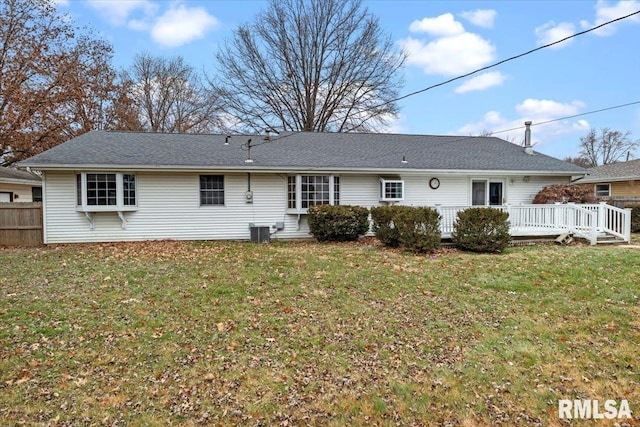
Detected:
[{"left": 0, "top": 192, "right": 12, "bottom": 202}]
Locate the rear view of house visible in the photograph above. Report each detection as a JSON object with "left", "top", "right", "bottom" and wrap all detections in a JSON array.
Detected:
[{"left": 16, "top": 129, "right": 596, "bottom": 244}]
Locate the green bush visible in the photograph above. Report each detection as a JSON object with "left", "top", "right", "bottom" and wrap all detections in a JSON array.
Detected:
[
  {"left": 370, "top": 205, "right": 409, "bottom": 247},
  {"left": 307, "top": 204, "right": 370, "bottom": 242},
  {"left": 452, "top": 207, "right": 511, "bottom": 253},
  {"left": 626, "top": 204, "right": 640, "bottom": 233},
  {"left": 392, "top": 206, "right": 441, "bottom": 253}
]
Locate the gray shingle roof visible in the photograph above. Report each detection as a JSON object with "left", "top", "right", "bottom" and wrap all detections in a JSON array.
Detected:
[
  {"left": 578, "top": 159, "right": 640, "bottom": 183},
  {"left": 18, "top": 130, "right": 587, "bottom": 174},
  {"left": 0, "top": 166, "right": 41, "bottom": 183}
]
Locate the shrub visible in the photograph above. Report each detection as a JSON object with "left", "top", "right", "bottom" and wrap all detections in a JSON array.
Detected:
[
  {"left": 370, "top": 205, "right": 409, "bottom": 247},
  {"left": 532, "top": 184, "right": 599, "bottom": 204},
  {"left": 307, "top": 204, "right": 370, "bottom": 242},
  {"left": 626, "top": 204, "right": 640, "bottom": 233},
  {"left": 452, "top": 207, "right": 511, "bottom": 253},
  {"left": 393, "top": 207, "right": 441, "bottom": 253}
]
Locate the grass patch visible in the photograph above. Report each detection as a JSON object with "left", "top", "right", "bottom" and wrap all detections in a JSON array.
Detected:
[{"left": 1, "top": 239, "right": 639, "bottom": 425}]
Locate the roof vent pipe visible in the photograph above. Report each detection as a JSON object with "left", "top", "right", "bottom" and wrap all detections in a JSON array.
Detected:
[{"left": 524, "top": 121, "right": 533, "bottom": 155}]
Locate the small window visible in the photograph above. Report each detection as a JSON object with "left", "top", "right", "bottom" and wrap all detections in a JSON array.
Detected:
[
  {"left": 287, "top": 176, "right": 296, "bottom": 209},
  {"left": 380, "top": 179, "right": 404, "bottom": 201},
  {"left": 200, "top": 175, "right": 224, "bottom": 206},
  {"left": 595, "top": 183, "right": 610, "bottom": 197},
  {"left": 123, "top": 174, "right": 136, "bottom": 206},
  {"left": 32, "top": 187, "right": 42, "bottom": 203}
]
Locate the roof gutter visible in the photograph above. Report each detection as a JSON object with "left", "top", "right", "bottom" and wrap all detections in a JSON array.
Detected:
[{"left": 17, "top": 163, "right": 585, "bottom": 176}]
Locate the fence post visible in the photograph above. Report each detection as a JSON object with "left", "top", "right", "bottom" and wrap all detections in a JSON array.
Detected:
[
  {"left": 598, "top": 201, "right": 607, "bottom": 233},
  {"left": 624, "top": 208, "right": 632, "bottom": 243}
]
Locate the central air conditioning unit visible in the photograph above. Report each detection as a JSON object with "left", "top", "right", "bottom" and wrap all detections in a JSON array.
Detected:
[{"left": 250, "top": 225, "right": 270, "bottom": 243}]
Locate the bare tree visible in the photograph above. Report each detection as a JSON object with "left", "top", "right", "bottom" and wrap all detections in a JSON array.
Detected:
[
  {"left": 120, "top": 53, "right": 222, "bottom": 133},
  {"left": 0, "top": 0, "right": 118, "bottom": 166},
  {"left": 563, "top": 156, "right": 594, "bottom": 168},
  {"left": 213, "top": 0, "right": 405, "bottom": 133},
  {"left": 578, "top": 128, "right": 639, "bottom": 166}
]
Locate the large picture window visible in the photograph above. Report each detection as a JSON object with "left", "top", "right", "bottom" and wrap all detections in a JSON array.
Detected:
[
  {"left": 76, "top": 172, "right": 137, "bottom": 210},
  {"left": 287, "top": 175, "right": 339, "bottom": 211},
  {"left": 200, "top": 175, "right": 225, "bottom": 206}
]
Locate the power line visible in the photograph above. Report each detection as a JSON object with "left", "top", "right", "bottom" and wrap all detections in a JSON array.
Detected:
[
  {"left": 250, "top": 8, "right": 640, "bottom": 147},
  {"left": 489, "top": 100, "right": 640, "bottom": 135},
  {"left": 371, "top": 9, "right": 640, "bottom": 111}
]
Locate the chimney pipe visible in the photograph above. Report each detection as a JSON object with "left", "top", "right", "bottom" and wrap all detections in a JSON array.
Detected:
[{"left": 524, "top": 121, "right": 533, "bottom": 154}]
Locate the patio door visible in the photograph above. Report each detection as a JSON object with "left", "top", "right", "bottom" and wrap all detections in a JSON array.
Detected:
[{"left": 471, "top": 180, "right": 504, "bottom": 206}]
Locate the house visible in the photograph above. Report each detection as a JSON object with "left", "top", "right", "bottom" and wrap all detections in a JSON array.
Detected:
[
  {"left": 17, "top": 128, "right": 611, "bottom": 244},
  {"left": 576, "top": 159, "right": 640, "bottom": 205},
  {"left": 0, "top": 167, "right": 42, "bottom": 203}
]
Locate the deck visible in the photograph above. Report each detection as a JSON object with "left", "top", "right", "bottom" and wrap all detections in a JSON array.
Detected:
[{"left": 434, "top": 203, "right": 631, "bottom": 245}]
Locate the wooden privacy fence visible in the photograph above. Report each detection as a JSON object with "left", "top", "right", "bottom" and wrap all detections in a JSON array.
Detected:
[{"left": 0, "top": 202, "right": 43, "bottom": 246}]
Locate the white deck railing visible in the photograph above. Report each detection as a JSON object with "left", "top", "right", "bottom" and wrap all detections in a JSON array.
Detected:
[{"left": 434, "top": 203, "right": 631, "bottom": 245}]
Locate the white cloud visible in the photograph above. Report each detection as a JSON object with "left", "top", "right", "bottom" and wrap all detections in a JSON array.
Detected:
[
  {"left": 151, "top": 4, "right": 219, "bottom": 47},
  {"left": 580, "top": 0, "right": 640, "bottom": 36},
  {"left": 460, "top": 9, "right": 496, "bottom": 28},
  {"left": 516, "top": 98, "right": 585, "bottom": 118},
  {"left": 401, "top": 13, "right": 497, "bottom": 77},
  {"left": 457, "top": 110, "right": 508, "bottom": 136},
  {"left": 409, "top": 13, "right": 465, "bottom": 36},
  {"left": 457, "top": 99, "right": 588, "bottom": 145},
  {"left": 454, "top": 71, "right": 507, "bottom": 93},
  {"left": 401, "top": 33, "right": 496, "bottom": 76},
  {"left": 535, "top": 21, "right": 576, "bottom": 48},
  {"left": 573, "top": 119, "right": 591, "bottom": 131},
  {"left": 53, "top": 0, "right": 69, "bottom": 6},
  {"left": 88, "top": 0, "right": 158, "bottom": 27}
]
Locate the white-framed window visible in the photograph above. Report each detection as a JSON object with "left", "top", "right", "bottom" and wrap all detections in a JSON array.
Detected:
[
  {"left": 379, "top": 178, "right": 404, "bottom": 201},
  {"left": 595, "top": 183, "right": 611, "bottom": 197},
  {"left": 287, "top": 175, "right": 340, "bottom": 211},
  {"left": 200, "top": 175, "right": 225, "bottom": 206},
  {"left": 76, "top": 172, "right": 137, "bottom": 210}
]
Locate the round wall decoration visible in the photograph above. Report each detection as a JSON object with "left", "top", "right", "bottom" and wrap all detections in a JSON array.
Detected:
[{"left": 429, "top": 177, "right": 440, "bottom": 189}]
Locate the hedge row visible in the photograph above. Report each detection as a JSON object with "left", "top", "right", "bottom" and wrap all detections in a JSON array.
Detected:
[{"left": 308, "top": 204, "right": 511, "bottom": 253}]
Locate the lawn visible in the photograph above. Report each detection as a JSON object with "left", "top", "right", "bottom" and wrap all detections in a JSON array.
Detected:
[{"left": 1, "top": 239, "right": 639, "bottom": 426}]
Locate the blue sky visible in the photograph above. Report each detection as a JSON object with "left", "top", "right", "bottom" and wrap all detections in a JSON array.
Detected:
[{"left": 55, "top": 0, "right": 640, "bottom": 160}]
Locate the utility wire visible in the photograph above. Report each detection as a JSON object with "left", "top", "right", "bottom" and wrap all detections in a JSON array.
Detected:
[
  {"left": 489, "top": 100, "right": 640, "bottom": 135},
  {"left": 371, "top": 9, "right": 640, "bottom": 111},
  {"left": 248, "top": 9, "right": 640, "bottom": 148}
]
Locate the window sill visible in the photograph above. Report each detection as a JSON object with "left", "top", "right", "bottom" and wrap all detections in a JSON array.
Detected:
[
  {"left": 286, "top": 209, "right": 309, "bottom": 215},
  {"left": 76, "top": 206, "right": 138, "bottom": 213}
]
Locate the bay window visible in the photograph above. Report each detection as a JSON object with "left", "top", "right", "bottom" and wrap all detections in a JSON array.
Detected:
[
  {"left": 287, "top": 175, "right": 340, "bottom": 211},
  {"left": 76, "top": 172, "right": 137, "bottom": 210}
]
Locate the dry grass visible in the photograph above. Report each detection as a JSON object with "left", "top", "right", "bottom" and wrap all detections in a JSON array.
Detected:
[{"left": 1, "top": 239, "right": 639, "bottom": 426}]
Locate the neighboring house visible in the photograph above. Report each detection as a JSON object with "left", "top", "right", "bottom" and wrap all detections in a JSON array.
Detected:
[
  {"left": 0, "top": 166, "right": 42, "bottom": 203},
  {"left": 576, "top": 159, "right": 640, "bottom": 202},
  {"left": 18, "top": 130, "right": 589, "bottom": 244}
]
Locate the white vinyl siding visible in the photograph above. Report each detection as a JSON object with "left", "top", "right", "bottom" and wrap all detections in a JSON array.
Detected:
[{"left": 41, "top": 171, "right": 574, "bottom": 243}]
